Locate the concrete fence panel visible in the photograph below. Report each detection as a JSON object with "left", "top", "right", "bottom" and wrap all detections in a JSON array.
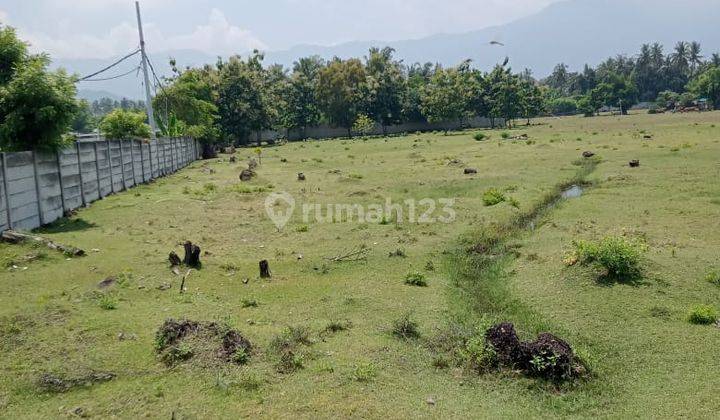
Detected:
[{"left": 0, "top": 137, "right": 198, "bottom": 232}]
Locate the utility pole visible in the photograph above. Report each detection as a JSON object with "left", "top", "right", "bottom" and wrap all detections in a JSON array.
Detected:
[{"left": 135, "top": 1, "right": 158, "bottom": 138}]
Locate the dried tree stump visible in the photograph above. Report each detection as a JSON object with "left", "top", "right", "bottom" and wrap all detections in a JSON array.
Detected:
[
  {"left": 464, "top": 168, "right": 478, "bottom": 174},
  {"left": 582, "top": 151, "right": 595, "bottom": 158},
  {"left": 259, "top": 260, "right": 271, "bottom": 278},
  {"left": 629, "top": 160, "right": 640, "bottom": 168},
  {"left": 240, "top": 169, "right": 255, "bottom": 181},
  {"left": 297, "top": 173, "right": 306, "bottom": 181},
  {"left": 169, "top": 251, "right": 182, "bottom": 267},
  {"left": 183, "top": 242, "right": 202, "bottom": 268}
]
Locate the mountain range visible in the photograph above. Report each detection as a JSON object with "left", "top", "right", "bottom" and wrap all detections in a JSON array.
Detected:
[{"left": 55, "top": 0, "right": 720, "bottom": 101}]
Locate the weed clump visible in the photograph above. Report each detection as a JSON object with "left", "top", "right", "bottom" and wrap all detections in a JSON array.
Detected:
[
  {"left": 573, "top": 236, "right": 645, "bottom": 280},
  {"left": 269, "top": 326, "right": 314, "bottom": 374},
  {"left": 391, "top": 313, "right": 420, "bottom": 340},
  {"left": 704, "top": 271, "right": 720, "bottom": 286},
  {"left": 404, "top": 272, "right": 428, "bottom": 287},
  {"left": 474, "top": 132, "right": 488, "bottom": 141},
  {"left": 482, "top": 188, "right": 506, "bottom": 206},
  {"left": 687, "top": 305, "right": 719, "bottom": 325}
]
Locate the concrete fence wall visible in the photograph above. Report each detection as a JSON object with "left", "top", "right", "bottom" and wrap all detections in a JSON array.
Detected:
[
  {"left": 255, "top": 116, "right": 499, "bottom": 142},
  {"left": 0, "top": 137, "right": 200, "bottom": 232}
]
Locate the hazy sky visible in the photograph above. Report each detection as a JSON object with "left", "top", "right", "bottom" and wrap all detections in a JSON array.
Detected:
[{"left": 0, "top": 0, "right": 562, "bottom": 59}]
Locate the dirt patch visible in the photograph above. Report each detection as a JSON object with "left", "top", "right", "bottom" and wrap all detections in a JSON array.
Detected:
[{"left": 155, "top": 319, "right": 252, "bottom": 367}]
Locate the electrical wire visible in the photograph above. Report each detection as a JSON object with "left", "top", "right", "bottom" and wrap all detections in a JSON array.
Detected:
[
  {"left": 79, "top": 66, "right": 140, "bottom": 82},
  {"left": 76, "top": 48, "right": 141, "bottom": 81}
]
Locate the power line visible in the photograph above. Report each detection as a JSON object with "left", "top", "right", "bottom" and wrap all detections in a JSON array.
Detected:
[
  {"left": 79, "top": 66, "right": 140, "bottom": 82},
  {"left": 76, "top": 48, "right": 141, "bottom": 82}
]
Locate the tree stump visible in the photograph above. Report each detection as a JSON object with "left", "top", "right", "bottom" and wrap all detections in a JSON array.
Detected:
[
  {"left": 183, "top": 242, "right": 201, "bottom": 268},
  {"left": 297, "top": 173, "right": 306, "bottom": 181},
  {"left": 259, "top": 260, "right": 271, "bottom": 278},
  {"left": 629, "top": 160, "right": 640, "bottom": 168},
  {"left": 248, "top": 158, "right": 258, "bottom": 170},
  {"left": 582, "top": 151, "right": 595, "bottom": 158},
  {"left": 169, "top": 251, "right": 182, "bottom": 267},
  {"left": 464, "top": 168, "right": 478, "bottom": 174},
  {"left": 229, "top": 156, "right": 237, "bottom": 163}
]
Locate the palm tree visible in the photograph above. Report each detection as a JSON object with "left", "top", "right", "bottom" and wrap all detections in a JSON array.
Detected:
[
  {"left": 711, "top": 53, "right": 720, "bottom": 68},
  {"left": 671, "top": 41, "right": 690, "bottom": 75},
  {"left": 650, "top": 43, "right": 665, "bottom": 67},
  {"left": 688, "top": 41, "right": 703, "bottom": 76}
]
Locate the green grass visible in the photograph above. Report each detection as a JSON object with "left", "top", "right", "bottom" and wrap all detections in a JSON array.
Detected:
[{"left": 1, "top": 112, "right": 720, "bottom": 417}]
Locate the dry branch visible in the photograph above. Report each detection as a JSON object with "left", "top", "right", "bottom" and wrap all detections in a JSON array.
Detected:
[{"left": 1, "top": 230, "right": 85, "bottom": 257}]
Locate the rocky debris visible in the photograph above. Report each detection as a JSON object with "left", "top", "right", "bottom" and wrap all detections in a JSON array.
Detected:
[
  {"left": 239, "top": 168, "right": 255, "bottom": 181},
  {"left": 297, "top": 173, "right": 306, "bottom": 181},
  {"left": 464, "top": 168, "right": 478, "bottom": 175},
  {"left": 629, "top": 160, "right": 641, "bottom": 168},
  {"left": 485, "top": 322, "right": 583, "bottom": 381},
  {"left": 509, "top": 133, "right": 529, "bottom": 140},
  {"left": 37, "top": 371, "right": 116, "bottom": 393},
  {"left": 582, "top": 151, "right": 595, "bottom": 158}
]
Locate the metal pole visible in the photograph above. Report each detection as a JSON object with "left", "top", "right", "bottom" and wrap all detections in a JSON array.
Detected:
[{"left": 136, "top": 1, "right": 157, "bottom": 139}]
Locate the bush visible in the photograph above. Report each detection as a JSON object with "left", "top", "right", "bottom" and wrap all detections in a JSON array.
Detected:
[
  {"left": 404, "top": 272, "right": 428, "bottom": 287},
  {"left": 391, "top": 313, "right": 420, "bottom": 339},
  {"left": 687, "top": 305, "right": 718, "bottom": 325},
  {"left": 482, "top": 188, "right": 506, "bottom": 206},
  {"left": 574, "top": 236, "right": 644, "bottom": 279},
  {"left": 474, "top": 132, "right": 488, "bottom": 141},
  {"left": 99, "top": 109, "right": 152, "bottom": 139},
  {"left": 500, "top": 132, "right": 510, "bottom": 139}
]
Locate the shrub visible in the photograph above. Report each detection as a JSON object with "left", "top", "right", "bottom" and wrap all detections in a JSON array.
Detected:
[
  {"left": 391, "top": 313, "right": 420, "bottom": 340},
  {"left": 404, "top": 272, "right": 427, "bottom": 287},
  {"left": 482, "top": 188, "right": 506, "bottom": 206},
  {"left": 474, "top": 132, "right": 488, "bottom": 141},
  {"left": 687, "top": 305, "right": 718, "bottom": 325},
  {"left": 296, "top": 224, "right": 309, "bottom": 233},
  {"left": 500, "top": 132, "right": 511, "bottom": 139},
  {"left": 99, "top": 109, "right": 152, "bottom": 139},
  {"left": 573, "top": 236, "right": 644, "bottom": 279}
]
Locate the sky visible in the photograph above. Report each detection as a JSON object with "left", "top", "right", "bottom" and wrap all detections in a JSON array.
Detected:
[{"left": 0, "top": 0, "right": 562, "bottom": 59}]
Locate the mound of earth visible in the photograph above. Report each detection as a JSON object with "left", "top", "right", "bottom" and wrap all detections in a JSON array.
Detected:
[
  {"left": 485, "top": 322, "right": 584, "bottom": 381},
  {"left": 155, "top": 319, "right": 252, "bottom": 366}
]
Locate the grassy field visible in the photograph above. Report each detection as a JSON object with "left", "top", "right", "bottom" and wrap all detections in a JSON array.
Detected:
[{"left": 1, "top": 111, "right": 719, "bottom": 418}]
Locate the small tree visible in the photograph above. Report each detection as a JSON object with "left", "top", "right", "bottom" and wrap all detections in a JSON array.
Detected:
[
  {"left": 687, "top": 66, "right": 720, "bottom": 108},
  {"left": 352, "top": 113, "right": 375, "bottom": 137},
  {"left": 99, "top": 109, "right": 152, "bottom": 139}
]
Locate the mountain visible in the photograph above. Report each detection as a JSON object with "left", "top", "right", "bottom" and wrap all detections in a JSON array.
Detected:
[{"left": 54, "top": 0, "right": 720, "bottom": 100}]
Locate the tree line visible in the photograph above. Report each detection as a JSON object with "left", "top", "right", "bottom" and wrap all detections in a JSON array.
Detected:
[{"left": 2, "top": 21, "right": 719, "bottom": 152}]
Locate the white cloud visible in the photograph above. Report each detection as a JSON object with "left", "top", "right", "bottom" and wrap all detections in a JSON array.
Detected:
[{"left": 20, "top": 8, "right": 265, "bottom": 59}]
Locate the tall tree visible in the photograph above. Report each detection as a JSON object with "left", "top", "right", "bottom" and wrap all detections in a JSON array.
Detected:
[
  {"left": 316, "top": 57, "right": 366, "bottom": 137},
  {"left": 280, "top": 56, "right": 324, "bottom": 139},
  {"left": 364, "top": 47, "right": 405, "bottom": 134},
  {"left": 216, "top": 51, "right": 273, "bottom": 145}
]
